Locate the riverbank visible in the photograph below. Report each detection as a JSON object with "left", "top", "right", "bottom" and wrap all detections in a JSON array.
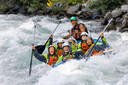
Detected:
[{"left": 0, "top": 0, "right": 128, "bottom": 32}]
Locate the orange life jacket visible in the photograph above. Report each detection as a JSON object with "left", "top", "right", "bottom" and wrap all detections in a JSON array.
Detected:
[
  {"left": 71, "top": 23, "right": 88, "bottom": 40},
  {"left": 89, "top": 44, "right": 99, "bottom": 56},
  {"left": 57, "top": 49, "right": 63, "bottom": 56},
  {"left": 47, "top": 55, "right": 58, "bottom": 66},
  {"left": 81, "top": 42, "right": 89, "bottom": 54},
  {"left": 71, "top": 24, "right": 81, "bottom": 40},
  {"left": 64, "top": 56, "right": 72, "bottom": 61},
  {"left": 92, "top": 50, "right": 99, "bottom": 56}
]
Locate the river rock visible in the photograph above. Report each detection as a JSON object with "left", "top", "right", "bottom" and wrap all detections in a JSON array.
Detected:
[
  {"left": 121, "top": 5, "right": 128, "bottom": 12},
  {"left": 125, "top": 0, "right": 128, "bottom": 4},
  {"left": 7, "top": 2, "right": 15, "bottom": 9},
  {"left": 120, "top": 27, "right": 128, "bottom": 32},
  {"left": 0, "top": 10, "right": 4, "bottom": 14},
  {"left": 19, "top": 5, "right": 27, "bottom": 14},
  {"left": 76, "top": 11, "right": 82, "bottom": 15},
  {"left": 106, "top": 25, "right": 117, "bottom": 31},
  {"left": 104, "top": 12, "right": 112, "bottom": 21},
  {"left": 92, "top": 9, "right": 102, "bottom": 19},
  {"left": 67, "top": 4, "right": 82, "bottom": 15},
  {"left": 101, "top": 19, "right": 108, "bottom": 25},
  {"left": 112, "top": 9, "right": 122, "bottom": 18},
  {"left": 122, "top": 16, "right": 128, "bottom": 28}
]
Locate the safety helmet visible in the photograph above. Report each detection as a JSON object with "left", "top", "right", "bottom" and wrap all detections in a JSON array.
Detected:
[
  {"left": 81, "top": 32, "right": 88, "bottom": 36},
  {"left": 85, "top": 36, "right": 94, "bottom": 44},
  {"left": 62, "top": 43, "right": 70, "bottom": 48},
  {"left": 69, "top": 37, "right": 77, "bottom": 42},
  {"left": 57, "top": 38, "right": 64, "bottom": 44},
  {"left": 48, "top": 45, "right": 56, "bottom": 49},
  {"left": 70, "top": 16, "right": 77, "bottom": 21}
]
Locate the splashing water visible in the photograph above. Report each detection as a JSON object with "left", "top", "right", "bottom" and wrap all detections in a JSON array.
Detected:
[{"left": 0, "top": 14, "right": 128, "bottom": 85}]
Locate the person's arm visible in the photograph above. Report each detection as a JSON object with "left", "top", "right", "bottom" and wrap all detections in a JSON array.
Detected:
[
  {"left": 62, "top": 30, "right": 72, "bottom": 39},
  {"left": 79, "top": 24, "right": 88, "bottom": 33},
  {"left": 32, "top": 46, "right": 47, "bottom": 63},
  {"left": 33, "top": 50, "right": 47, "bottom": 63},
  {"left": 46, "top": 34, "right": 53, "bottom": 48},
  {"left": 62, "top": 33, "right": 71, "bottom": 39},
  {"left": 95, "top": 33, "right": 108, "bottom": 52}
]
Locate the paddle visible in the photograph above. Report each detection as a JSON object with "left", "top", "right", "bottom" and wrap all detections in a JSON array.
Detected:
[
  {"left": 85, "top": 18, "right": 113, "bottom": 60},
  {"left": 35, "top": 21, "right": 61, "bottom": 54},
  {"left": 103, "top": 49, "right": 114, "bottom": 53},
  {"left": 29, "top": 25, "right": 36, "bottom": 76}
]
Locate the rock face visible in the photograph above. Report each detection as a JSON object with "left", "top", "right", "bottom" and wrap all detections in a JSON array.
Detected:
[
  {"left": 67, "top": 4, "right": 82, "bottom": 15},
  {"left": 104, "top": 12, "right": 112, "bottom": 21},
  {"left": 112, "top": 9, "right": 122, "bottom": 18},
  {"left": 121, "top": 5, "right": 128, "bottom": 12},
  {"left": 125, "top": 0, "right": 128, "bottom": 4},
  {"left": 122, "top": 16, "right": 128, "bottom": 28}
]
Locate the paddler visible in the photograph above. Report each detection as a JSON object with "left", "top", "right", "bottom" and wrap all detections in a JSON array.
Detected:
[
  {"left": 68, "top": 37, "right": 78, "bottom": 52},
  {"left": 84, "top": 32, "right": 108, "bottom": 56},
  {"left": 62, "top": 16, "right": 88, "bottom": 42},
  {"left": 56, "top": 43, "right": 76, "bottom": 64},
  {"left": 32, "top": 45, "right": 58, "bottom": 67},
  {"left": 77, "top": 32, "right": 89, "bottom": 54},
  {"left": 47, "top": 34, "right": 65, "bottom": 56}
]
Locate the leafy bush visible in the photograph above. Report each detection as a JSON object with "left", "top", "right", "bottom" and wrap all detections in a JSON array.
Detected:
[
  {"left": 88, "top": 0, "right": 124, "bottom": 12},
  {"left": 53, "top": 0, "right": 83, "bottom": 8},
  {"left": 51, "top": 6, "right": 63, "bottom": 13}
]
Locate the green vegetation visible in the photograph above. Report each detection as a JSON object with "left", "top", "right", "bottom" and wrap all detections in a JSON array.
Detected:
[
  {"left": 20, "top": 0, "right": 46, "bottom": 12},
  {"left": 88, "top": 0, "right": 124, "bottom": 13},
  {"left": 0, "top": 0, "right": 125, "bottom": 14},
  {"left": 53, "top": 0, "right": 83, "bottom": 8},
  {"left": 51, "top": 6, "right": 63, "bottom": 14}
]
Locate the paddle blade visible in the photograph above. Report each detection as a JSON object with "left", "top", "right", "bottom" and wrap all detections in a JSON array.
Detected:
[{"left": 35, "top": 45, "right": 46, "bottom": 54}]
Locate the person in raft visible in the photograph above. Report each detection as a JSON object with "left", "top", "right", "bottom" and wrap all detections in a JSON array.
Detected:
[
  {"left": 56, "top": 43, "right": 76, "bottom": 64},
  {"left": 62, "top": 16, "right": 88, "bottom": 42},
  {"left": 47, "top": 34, "right": 65, "bottom": 57},
  {"left": 32, "top": 45, "right": 58, "bottom": 67},
  {"left": 84, "top": 32, "right": 108, "bottom": 57},
  {"left": 77, "top": 32, "right": 89, "bottom": 54}
]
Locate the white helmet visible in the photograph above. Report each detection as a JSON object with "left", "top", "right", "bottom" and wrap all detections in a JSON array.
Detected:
[
  {"left": 69, "top": 37, "right": 77, "bottom": 42},
  {"left": 57, "top": 38, "right": 64, "bottom": 44},
  {"left": 81, "top": 32, "right": 88, "bottom": 36},
  {"left": 62, "top": 43, "right": 70, "bottom": 48}
]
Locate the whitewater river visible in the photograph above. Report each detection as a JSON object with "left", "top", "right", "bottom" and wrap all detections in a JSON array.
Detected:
[{"left": 0, "top": 14, "right": 128, "bottom": 85}]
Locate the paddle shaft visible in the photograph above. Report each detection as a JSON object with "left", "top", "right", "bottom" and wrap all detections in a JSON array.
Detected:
[
  {"left": 86, "top": 18, "right": 113, "bottom": 58},
  {"left": 35, "top": 21, "right": 61, "bottom": 54},
  {"left": 44, "top": 22, "right": 61, "bottom": 46},
  {"left": 29, "top": 25, "right": 36, "bottom": 76}
]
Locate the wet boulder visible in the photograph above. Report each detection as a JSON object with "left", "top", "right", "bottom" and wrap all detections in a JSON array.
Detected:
[
  {"left": 67, "top": 4, "right": 82, "bottom": 15},
  {"left": 121, "top": 5, "right": 128, "bottom": 12},
  {"left": 104, "top": 12, "right": 112, "bottom": 21},
  {"left": 106, "top": 25, "right": 117, "bottom": 31},
  {"left": 112, "top": 9, "right": 122, "bottom": 18},
  {"left": 101, "top": 19, "right": 108, "bottom": 25},
  {"left": 19, "top": 5, "right": 27, "bottom": 14},
  {"left": 122, "top": 16, "right": 128, "bottom": 28}
]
